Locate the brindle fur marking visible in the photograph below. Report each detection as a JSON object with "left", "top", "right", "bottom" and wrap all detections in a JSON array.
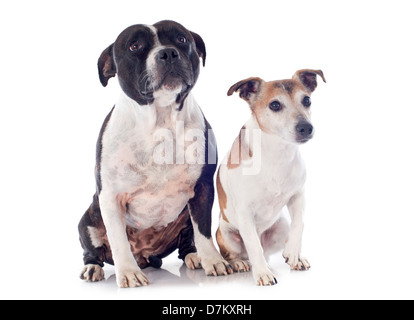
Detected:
[{"left": 78, "top": 193, "right": 196, "bottom": 269}]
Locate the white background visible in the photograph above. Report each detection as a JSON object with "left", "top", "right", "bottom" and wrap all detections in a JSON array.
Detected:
[{"left": 1, "top": 0, "right": 414, "bottom": 300}]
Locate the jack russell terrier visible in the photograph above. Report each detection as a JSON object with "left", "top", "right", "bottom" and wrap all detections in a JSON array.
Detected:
[
  {"left": 78, "top": 20, "right": 231, "bottom": 288},
  {"left": 216, "top": 69, "right": 326, "bottom": 285}
]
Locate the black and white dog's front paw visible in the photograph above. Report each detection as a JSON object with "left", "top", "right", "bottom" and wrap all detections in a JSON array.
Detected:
[
  {"left": 202, "top": 255, "right": 233, "bottom": 276},
  {"left": 80, "top": 264, "right": 105, "bottom": 282},
  {"left": 115, "top": 266, "right": 149, "bottom": 288}
]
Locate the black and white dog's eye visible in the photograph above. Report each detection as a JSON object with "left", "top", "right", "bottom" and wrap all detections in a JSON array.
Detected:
[
  {"left": 129, "top": 41, "right": 142, "bottom": 52},
  {"left": 302, "top": 96, "right": 311, "bottom": 107},
  {"left": 269, "top": 101, "right": 283, "bottom": 112},
  {"left": 177, "top": 35, "right": 187, "bottom": 44}
]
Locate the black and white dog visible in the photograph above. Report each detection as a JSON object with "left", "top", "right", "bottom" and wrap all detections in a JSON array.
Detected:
[{"left": 78, "top": 20, "right": 231, "bottom": 288}]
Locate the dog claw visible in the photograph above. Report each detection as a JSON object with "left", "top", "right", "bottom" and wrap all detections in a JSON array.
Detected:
[
  {"left": 80, "top": 264, "right": 105, "bottom": 282},
  {"left": 116, "top": 269, "right": 149, "bottom": 288},
  {"left": 284, "top": 255, "right": 311, "bottom": 271},
  {"left": 229, "top": 259, "right": 251, "bottom": 273},
  {"left": 203, "top": 259, "right": 233, "bottom": 276},
  {"left": 255, "top": 270, "right": 277, "bottom": 286},
  {"left": 185, "top": 253, "right": 202, "bottom": 270}
]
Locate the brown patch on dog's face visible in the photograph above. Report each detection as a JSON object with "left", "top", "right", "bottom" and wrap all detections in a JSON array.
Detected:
[
  {"left": 253, "top": 79, "right": 313, "bottom": 142},
  {"left": 228, "top": 70, "right": 325, "bottom": 144}
]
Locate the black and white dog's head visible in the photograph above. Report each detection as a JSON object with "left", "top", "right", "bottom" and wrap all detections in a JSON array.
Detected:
[{"left": 98, "top": 20, "right": 206, "bottom": 108}]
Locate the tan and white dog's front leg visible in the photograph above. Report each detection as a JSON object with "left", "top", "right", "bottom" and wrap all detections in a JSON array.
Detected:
[
  {"left": 283, "top": 192, "right": 310, "bottom": 271},
  {"left": 238, "top": 214, "right": 277, "bottom": 286},
  {"left": 99, "top": 192, "right": 149, "bottom": 288},
  {"left": 188, "top": 182, "right": 233, "bottom": 277}
]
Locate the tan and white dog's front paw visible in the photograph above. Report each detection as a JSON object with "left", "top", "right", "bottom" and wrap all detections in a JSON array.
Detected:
[
  {"left": 283, "top": 251, "right": 310, "bottom": 271},
  {"left": 116, "top": 267, "right": 149, "bottom": 288},
  {"left": 254, "top": 269, "right": 277, "bottom": 286},
  {"left": 229, "top": 259, "right": 251, "bottom": 273},
  {"left": 202, "top": 256, "right": 233, "bottom": 276},
  {"left": 80, "top": 264, "right": 105, "bottom": 282}
]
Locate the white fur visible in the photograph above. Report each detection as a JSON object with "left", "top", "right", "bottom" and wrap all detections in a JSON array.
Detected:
[
  {"left": 146, "top": 25, "right": 160, "bottom": 46},
  {"left": 99, "top": 89, "right": 212, "bottom": 286},
  {"left": 101, "top": 91, "right": 206, "bottom": 228},
  {"left": 218, "top": 110, "right": 310, "bottom": 285},
  {"left": 87, "top": 226, "right": 105, "bottom": 248}
]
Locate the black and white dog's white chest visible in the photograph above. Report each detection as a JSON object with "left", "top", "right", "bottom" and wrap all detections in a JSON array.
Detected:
[{"left": 100, "top": 93, "right": 206, "bottom": 230}]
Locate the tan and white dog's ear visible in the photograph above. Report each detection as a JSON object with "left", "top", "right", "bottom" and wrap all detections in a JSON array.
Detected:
[
  {"left": 98, "top": 44, "right": 116, "bottom": 87},
  {"left": 293, "top": 69, "right": 326, "bottom": 92},
  {"left": 227, "top": 77, "right": 264, "bottom": 104}
]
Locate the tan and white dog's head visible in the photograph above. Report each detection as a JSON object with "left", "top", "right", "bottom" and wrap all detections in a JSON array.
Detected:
[{"left": 228, "top": 69, "right": 326, "bottom": 144}]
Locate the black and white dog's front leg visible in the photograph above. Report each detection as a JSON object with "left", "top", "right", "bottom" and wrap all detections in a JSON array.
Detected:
[
  {"left": 99, "top": 190, "right": 149, "bottom": 288},
  {"left": 188, "top": 181, "right": 233, "bottom": 276}
]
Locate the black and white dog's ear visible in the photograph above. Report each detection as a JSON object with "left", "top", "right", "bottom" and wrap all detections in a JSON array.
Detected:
[
  {"left": 190, "top": 31, "right": 206, "bottom": 67},
  {"left": 227, "top": 77, "right": 264, "bottom": 105},
  {"left": 98, "top": 44, "right": 116, "bottom": 87}
]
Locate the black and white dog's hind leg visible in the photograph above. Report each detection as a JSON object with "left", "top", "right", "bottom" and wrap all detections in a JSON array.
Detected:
[{"left": 78, "top": 194, "right": 111, "bottom": 282}]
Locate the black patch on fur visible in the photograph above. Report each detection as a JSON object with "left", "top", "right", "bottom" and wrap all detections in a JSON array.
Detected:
[
  {"left": 78, "top": 193, "right": 112, "bottom": 267},
  {"left": 282, "top": 80, "right": 295, "bottom": 95},
  {"left": 274, "top": 80, "right": 297, "bottom": 95},
  {"left": 188, "top": 118, "right": 217, "bottom": 238},
  {"left": 299, "top": 72, "right": 318, "bottom": 92},
  {"left": 95, "top": 106, "right": 114, "bottom": 194}
]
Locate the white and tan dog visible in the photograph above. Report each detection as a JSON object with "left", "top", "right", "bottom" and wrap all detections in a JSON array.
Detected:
[{"left": 216, "top": 69, "right": 325, "bottom": 285}]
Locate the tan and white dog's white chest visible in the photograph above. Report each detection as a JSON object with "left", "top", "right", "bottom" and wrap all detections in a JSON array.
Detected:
[
  {"left": 220, "top": 118, "right": 306, "bottom": 232},
  {"left": 100, "top": 92, "right": 206, "bottom": 230},
  {"left": 251, "top": 159, "right": 305, "bottom": 227}
]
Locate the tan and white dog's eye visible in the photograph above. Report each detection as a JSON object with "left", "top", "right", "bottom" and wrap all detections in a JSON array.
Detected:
[
  {"left": 269, "top": 100, "right": 283, "bottom": 112},
  {"left": 129, "top": 41, "right": 142, "bottom": 52},
  {"left": 302, "top": 96, "right": 311, "bottom": 108}
]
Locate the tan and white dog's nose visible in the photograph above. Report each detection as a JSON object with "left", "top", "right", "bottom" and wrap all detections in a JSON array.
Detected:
[{"left": 295, "top": 120, "right": 313, "bottom": 142}]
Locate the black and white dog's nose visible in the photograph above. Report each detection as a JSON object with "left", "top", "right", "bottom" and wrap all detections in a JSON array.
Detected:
[
  {"left": 157, "top": 48, "right": 180, "bottom": 64},
  {"left": 296, "top": 121, "right": 314, "bottom": 139}
]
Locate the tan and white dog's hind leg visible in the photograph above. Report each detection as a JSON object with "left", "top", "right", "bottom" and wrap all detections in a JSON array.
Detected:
[
  {"left": 261, "top": 217, "right": 289, "bottom": 261},
  {"left": 217, "top": 208, "right": 276, "bottom": 286},
  {"left": 216, "top": 218, "right": 251, "bottom": 273}
]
